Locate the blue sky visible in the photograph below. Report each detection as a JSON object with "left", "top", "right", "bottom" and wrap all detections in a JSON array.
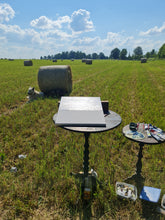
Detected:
[{"left": 0, "top": 0, "right": 165, "bottom": 58}]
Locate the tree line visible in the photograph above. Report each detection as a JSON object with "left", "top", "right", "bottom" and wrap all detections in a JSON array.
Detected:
[{"left": 40, "top": 43, "right": 165, "bottom": 60}]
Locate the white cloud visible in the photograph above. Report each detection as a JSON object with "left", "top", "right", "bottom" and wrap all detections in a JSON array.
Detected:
[
  {"left": 0, "top": 23, "right": 46, "bottom": 47},
  {"left": 30, "top": 9, "right": 94, "bottom": 34},
  {"left": 0, "top": 3, "right": 15, "bottom": 23},
  {"left": 57, "top": 16, "right": 71, "bottom": 27},
  {"left": 0, "top": 23, "right": 24, "bottom": 36},
  {"left": 104, "top": 32, "right": 134, "bottom": 47},
  {"left": 140, "top": 22, "right": 165, "bottom": 36},
  {"left": 72, "top": 32, "right": 134, "bottom": 51},
  {"left": 46, "top": 29, "right": 73, "bottom": 40},
  {"left": 70, "top": 9, "right": 94, "bottom": 33},
  {"left": 30, "top": 15, "right": 70, "bottom": 30},
  {"left": 30, "top": 16, "right": 54, "bottom": 29},
  {"left": 70, "top": 32, "right": 163, "bottom": 55}
]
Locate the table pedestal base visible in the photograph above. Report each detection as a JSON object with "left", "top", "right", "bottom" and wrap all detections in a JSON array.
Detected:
[
  {"left": 71, "top": 132, "right": 105, "bottom": 200},
  {"left": 71, "top": 171, "right": 102, "bottom": 200}
]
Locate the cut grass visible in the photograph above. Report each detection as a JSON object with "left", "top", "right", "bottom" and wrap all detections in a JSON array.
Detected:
[{"left": 0, "top": 59, "right": 165, "bottom": 219}]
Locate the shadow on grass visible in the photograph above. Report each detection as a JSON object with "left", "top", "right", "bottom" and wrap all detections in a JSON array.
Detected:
[{"left": 141, "top": 200, "right": 162, "bottom": 220}]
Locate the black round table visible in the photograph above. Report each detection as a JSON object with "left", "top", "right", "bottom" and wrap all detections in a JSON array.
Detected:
[
  {"left": 123, "top": 124, "right": 164, "bottom": 145},
  {"left": 53, "top": 110, "right": 121, "bottom": 199},
  {"left": 122, "top": 123, "right": 165, "bottom": 195},
  {"left": 53, "top": 110, "right": 121, "bottom": 176}
]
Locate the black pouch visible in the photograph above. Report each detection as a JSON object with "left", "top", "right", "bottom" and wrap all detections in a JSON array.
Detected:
[{"left": 129, "top": 122, "right": 137, "bottom": 131}]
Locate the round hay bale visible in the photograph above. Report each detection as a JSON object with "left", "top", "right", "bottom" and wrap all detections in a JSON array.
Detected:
[
  {"left": 38, "top": 65, "right": 72, "bottom": 96},
  {"left": 86, "top": 59, "right": 92, "bottom": 64},
  {"left": 24, "top": 60, "right": 33, "bottom": 66},
  {"left": 53, "top": 59, "right": 57, "bottom": 62},
  {"left": 141, "top": 58, "right": 147, "bottom": 63},
  {"left": 82, "top": 58, "right": 86, "bottom": 63}
]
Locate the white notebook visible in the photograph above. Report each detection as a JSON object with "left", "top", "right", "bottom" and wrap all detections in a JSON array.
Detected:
[{"left": 55, "top": 97, "right": 106, "bottom": 127}]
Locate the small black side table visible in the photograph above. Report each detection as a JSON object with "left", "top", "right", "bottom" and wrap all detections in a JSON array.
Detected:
[
  {"left": 53, "top": 110, "right": 121, "bottom": 199},
  {"left": 122, "top": 123, "right": 165, "bottom": 195}
]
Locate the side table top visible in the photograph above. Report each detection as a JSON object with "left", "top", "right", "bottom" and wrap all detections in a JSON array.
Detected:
[
  {"left": 53, "top": 110, "right": 121, "bottom": 133},
  {"left": 123, "top": 123, "right": 165, "bottom": 145}
]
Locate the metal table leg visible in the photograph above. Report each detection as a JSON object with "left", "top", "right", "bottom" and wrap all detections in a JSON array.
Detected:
[
  {"left": 124, "top": 143, "right": 145, "bottom": 196},
  {"left": 83, "top": 133, "right": 90, "bottom": 178},
  {"left": 136, "top": 143, "right": 144, "bottom": 177}
]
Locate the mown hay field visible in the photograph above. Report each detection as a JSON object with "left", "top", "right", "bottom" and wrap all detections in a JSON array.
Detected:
[{"left": 0, "top": 59, "right": 165, "bottom": 219}]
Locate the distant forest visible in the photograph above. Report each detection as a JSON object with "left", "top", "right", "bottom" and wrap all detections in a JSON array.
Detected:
[{"left": 40, "top": 43, "right": 165, "bottom": 60}]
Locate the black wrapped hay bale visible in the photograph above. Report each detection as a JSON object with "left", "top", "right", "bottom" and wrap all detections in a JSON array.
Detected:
[
  {"left": 24, "top": 60, "right": 33, "bottom": 66},
  {"left": 38, "top": 65, "right": 72, "bottom": 96},
  {"left": 86, "top": 59, "right": 92, "bottom": 64},
  {"left": 141, "top": 58, "right": 147, "bottom": 63},
  {"left": 82, "top": 58, "right": 86, "bottom": 63}
]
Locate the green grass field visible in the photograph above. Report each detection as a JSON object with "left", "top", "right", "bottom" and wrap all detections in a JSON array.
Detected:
[{"left": 0, "top": 59, "right": 165, "bottom": 219}]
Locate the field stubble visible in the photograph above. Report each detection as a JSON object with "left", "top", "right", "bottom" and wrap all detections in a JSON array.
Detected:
[{"left": 0, "top": 59, "right": 165, "bottom": 219}]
